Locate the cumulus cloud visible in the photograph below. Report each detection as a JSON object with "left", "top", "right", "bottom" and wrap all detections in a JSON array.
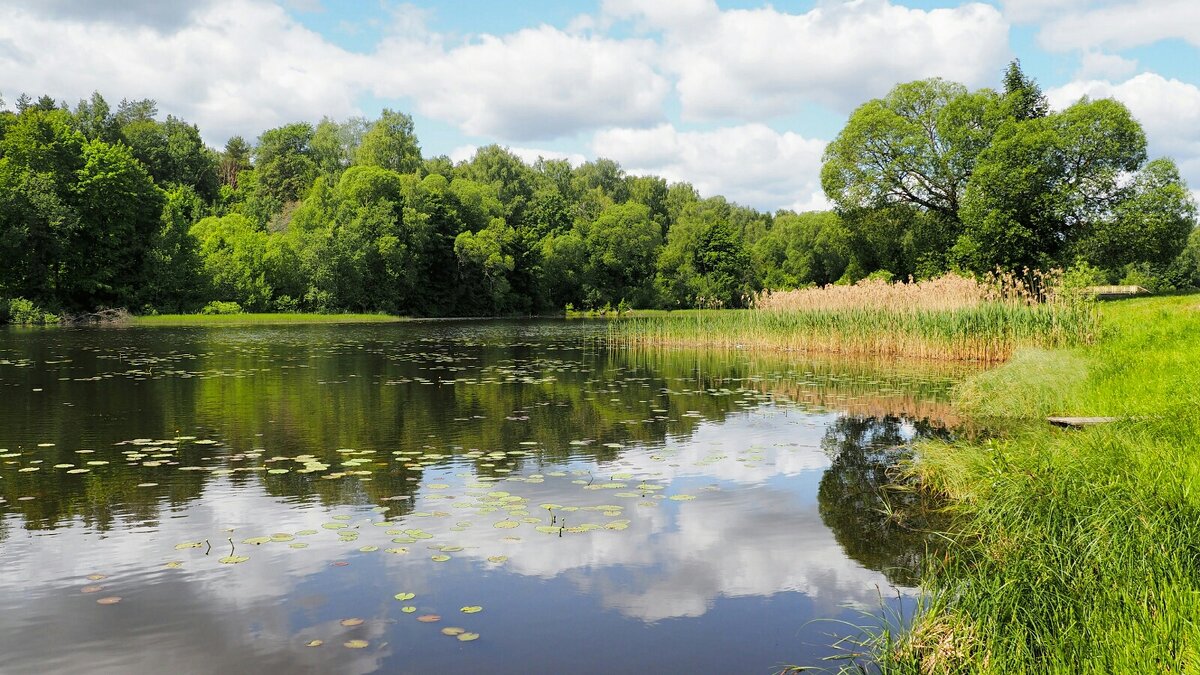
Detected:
[
  {"left": 371, "top": 26, "right": 668, "bottom": 140},
  {"left": 608, "top": 0, "right": 1010, "bottom": 118},
  {"left": 1037, "top": 0, "right": 1200, "bottom": 51},
  {"left": 592, "top": 123, "right": 829, "bottom": 212},
  {"left": 0, "top": 0, "right": 217, "bottom": 32},
  {"left": 0, "top": 0, "right": 366, "bottom": 144},
  {"left": 1076, "top": 51, "right": 1139, "bottom": 80},
  {"left": 0, "top": 1, "right": 668, "bottom": 145}
]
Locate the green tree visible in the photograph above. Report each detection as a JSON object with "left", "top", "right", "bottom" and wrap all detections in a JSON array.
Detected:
[
  {"left": 955, "top": 98, "right": 1147, "bottom": 272},
  {"left": 753, "top": 211, "right": 850, "bottom": 288},
  {"left": 1002, "top": 59, "right": 1049, "bottom": 121},
  {"left": 578, "top": 202, "right": 661, "bottom": 308},
  {"left": 355, "top": 109, "right": 421, "bottom": 175},
  {"left": 1073, "top": 158, "right": 1197, "bottom": 278},
  {"left": 657, "top": 199, "right": 758, "bottom": 308},
  {"left": 66, "top": 139, "right": 165, "bottom": 307}
]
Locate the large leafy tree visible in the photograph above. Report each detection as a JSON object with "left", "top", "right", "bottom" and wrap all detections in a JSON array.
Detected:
[
  {"left": 822, "top": 63, "right": 1195, "bottom": 276},
  {"left": 955, "top": 98, "right": 1147, "bottom": 272}
]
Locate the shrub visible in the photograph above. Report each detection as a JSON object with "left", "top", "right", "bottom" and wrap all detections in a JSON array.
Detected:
[
  {"left": 0, "top": 298, "right": 58, "bottom": 325},
  {"left": 201, "top": 300, "right": 244, "bottom": 315}
]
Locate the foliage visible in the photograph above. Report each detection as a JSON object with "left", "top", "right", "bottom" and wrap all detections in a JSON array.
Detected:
[
  {"left": 0, "top": 71, "right": 1193, "bottom": 320},
  {"left": 823, "top": 62, "right": 1196, "bottom": 279},
  {"left": 0, "top": 297, "right": 58, "bottom": 325},
  {"left": 902, "top": 295, "right": 1200, "bottom": 672}
]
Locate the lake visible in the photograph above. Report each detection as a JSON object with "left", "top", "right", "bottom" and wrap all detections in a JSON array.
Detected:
[{"left": 0, "top": 320, "right": 967, "bottom": 674}]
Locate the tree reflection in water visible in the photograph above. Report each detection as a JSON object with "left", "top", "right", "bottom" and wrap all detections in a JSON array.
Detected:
[{"left": 818, "top": 414, "right": 952, "bottom": 587}]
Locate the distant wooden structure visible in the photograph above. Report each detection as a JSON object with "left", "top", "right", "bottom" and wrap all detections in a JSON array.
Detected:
[
  {"left": 1048, "top": 416, "right": 1119, "bottom": 429},
  {"left": 1084, "top": 285, "right": 1151, "bottom": 300}
]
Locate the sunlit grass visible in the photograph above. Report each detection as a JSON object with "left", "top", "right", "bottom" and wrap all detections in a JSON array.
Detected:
[
  {"left": 872, "top": 294, "right": 1200, "bottom": 673},
  {"left": 131, "top": 313, "right": 404, "bottom": 326}
]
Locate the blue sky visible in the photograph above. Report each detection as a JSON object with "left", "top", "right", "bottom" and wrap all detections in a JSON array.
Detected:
[{"left": 1, "top": 0, "right": 1197, "bottom": 211}]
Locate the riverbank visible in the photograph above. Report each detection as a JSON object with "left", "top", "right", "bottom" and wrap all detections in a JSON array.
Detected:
[
  {"left": 130, "top": 313, "right": 404, "bottom": 326},
  {"left": 870, "top": 294, "right": 1200, "bottom": 673}
]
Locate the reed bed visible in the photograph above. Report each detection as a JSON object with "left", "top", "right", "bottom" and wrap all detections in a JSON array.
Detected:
[{"left": 611, "top": 274, "right": 1097, "bottom": 362}]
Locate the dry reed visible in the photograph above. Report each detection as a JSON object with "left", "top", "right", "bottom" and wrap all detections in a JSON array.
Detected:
[{"left": 611, "top": 273, "right": 1097, "bottom": 363}]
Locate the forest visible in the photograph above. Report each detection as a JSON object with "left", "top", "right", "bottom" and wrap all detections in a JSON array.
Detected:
[{"left": 0, "top": 63, "right": 1196, "bottom": 322}]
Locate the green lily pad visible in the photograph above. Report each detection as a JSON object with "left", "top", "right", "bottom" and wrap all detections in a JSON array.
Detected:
[
  {"left": 457, "top": 632, "right": 480, "bottom": 642},
  {"left": 343, "top": 639, "right": 368, "bottom": 649},
  {"left": 460, "top": 606, "right": 482, "bottom": 614},
  {"left": 219, "top": 555, "right": 249, "bottom": 564},
  {"left": 394, "top": 592, "right": 416, "bottom": 601}
]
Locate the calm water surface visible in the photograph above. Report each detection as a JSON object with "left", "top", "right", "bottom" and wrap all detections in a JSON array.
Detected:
[{"left": 0, "top": 320, "right": 967, "bottom": 674}]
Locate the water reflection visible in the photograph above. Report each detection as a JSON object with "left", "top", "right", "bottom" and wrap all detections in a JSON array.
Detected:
[{"left": 0, "top": 321, "right": 969, "bottom": 673}]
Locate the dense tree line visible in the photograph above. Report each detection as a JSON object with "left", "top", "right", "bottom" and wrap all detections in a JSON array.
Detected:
[{"left": 0, "top": 62, "right": 1196, "bottom": 321}]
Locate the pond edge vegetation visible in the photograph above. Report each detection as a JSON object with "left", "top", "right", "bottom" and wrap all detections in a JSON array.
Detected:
[{"left": 826, "top": 294, "right": 1200, "bottom": 674}]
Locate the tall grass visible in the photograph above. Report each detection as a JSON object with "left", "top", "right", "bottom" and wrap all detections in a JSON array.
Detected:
[
  {"left": 611, "top": 274, "right": 1097, "bottom": 362},
  {"left": 870, "top": 295, "right": 1200, "bottom": 673}
]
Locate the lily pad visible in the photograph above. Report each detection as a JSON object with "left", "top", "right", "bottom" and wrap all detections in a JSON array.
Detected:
[
  {"left": 416, "top": 614, "right": 441, "bottom": 623},
  {"left": 96, "top": 596, "right": 122, "bottom": 605},
  {"left": 441, "top": 627, "right": 466, "bottom": 636},
  {"left": 339, "top": 618, "right": 364, "bottom": 627},
  {"left": 305, "top": 640, "right": 323, "bottom": 647},
  {"left": 460, "top": 606, "right": 482, "bottom": 614},
  {"left": 401, "top": 606, "right": 417, "bottom": 613},
  {"left": 394, "top": 592, "right": 416, "bottom": 601},
  {"left": 431, "top": 554, "right": 451, "bottom": 562},
  {"left": 493, "top": 520, "right": 519, "bottom": 529},
  {"left": 457, "top": 632, "right": 480, "bottom": 642},
  {"left": 219, "top": 555, "right": 249, "bottom": 564},
  {"left": 343, "top": 640, "right": 368, "bottom": 649}
]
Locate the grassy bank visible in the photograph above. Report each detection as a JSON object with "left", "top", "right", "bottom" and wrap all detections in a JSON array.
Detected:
[
  {"left": 866, "top": 294, "right": 1200, "bottom": 673},
  {"left": 131, "top": 313, "right": 403, "bottom": 326}
]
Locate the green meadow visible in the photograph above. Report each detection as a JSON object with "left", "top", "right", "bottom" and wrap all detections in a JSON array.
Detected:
[{"left": 858, "top": 295, "right": 1200, "bottom": 673}]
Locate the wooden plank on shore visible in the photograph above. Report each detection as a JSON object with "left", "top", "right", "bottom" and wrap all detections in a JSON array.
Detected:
[{"left": 1047, "top": 416, "right": 1120, "bottom": 429}]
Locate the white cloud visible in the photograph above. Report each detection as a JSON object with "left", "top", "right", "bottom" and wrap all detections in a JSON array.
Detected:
[
  {"left": 1038, "top": 0, "right": 1200, "bottom": 51},
  {"left": 1076, "top": 51, "right": 1138, "bottom": 80},
  {"left": 610, "top": 0, "right": 1010, "bottom": 118},
  {"left": 371, "top": 25, "right": 668, "bottom": 141},
  {"left": 0, "top": 1, "right": 668, "bottom": 145},
  {"left": 592, "top": 123, "right": 829, "bottom": 212},
  {"left": 0, "top": 0, "right": 366, "bottom": 144},
  {"left": 1047, "top": 73, "right": 1200, "bottom": 192}
]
